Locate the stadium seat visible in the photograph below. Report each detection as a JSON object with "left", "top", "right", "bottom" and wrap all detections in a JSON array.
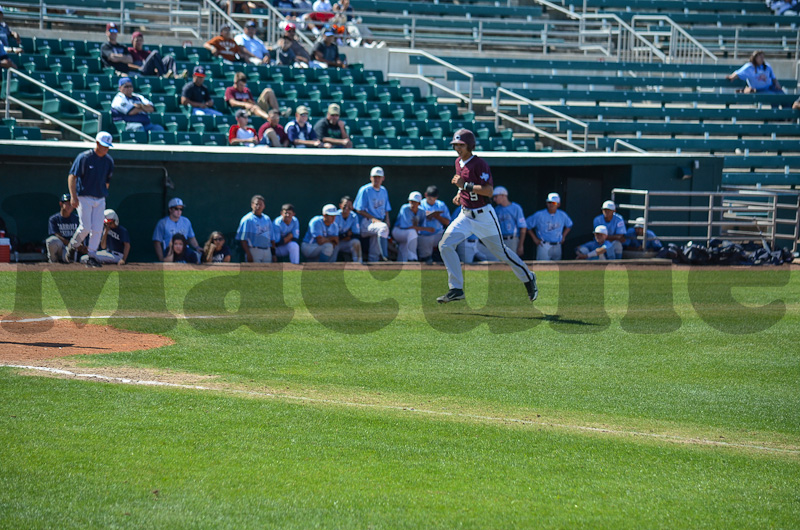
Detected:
[
  {"left": 13, "top": 127, "right": 42, "bottom": 141},
  {"left": 119, "top": 131, "right": 148, "bottom": 144},
  {"left": 148, "top": 131, "right": 177, "bottom": 144},
  {"left": 175, "top": 132, "right": 203, "bottom": 145},
  {"left": 202, "top": 132, "right": 227, "bottom": 146},
  {"left": 0, "top": 126, "right": 13, "bottom": 140}
]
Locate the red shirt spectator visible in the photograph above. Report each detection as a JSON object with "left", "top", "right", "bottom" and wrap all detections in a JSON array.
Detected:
[
  {"left": 229, "top": 110, "right": 258, "bottom": 146},
  {"left": 258, "top": 110, "right": 290, "bottom": 147}
]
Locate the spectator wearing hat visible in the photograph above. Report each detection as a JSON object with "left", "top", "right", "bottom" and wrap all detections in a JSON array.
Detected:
[
  {"left": 65, "top": 132, "right": 115, "bottom": 268},
  {"left": 0, "top": 6, "right": 22, "bottom": 54},
  {"left": 623, "top": 217, "right": 662, "bottom": 252},
  {"left": 417, "top": 185, "right": 451, "bottom": 264},
  {"left": 392, "top": 191, "right": 434, "bottom": 262},
  {"left": 100, "top": 22, "right": 134, "bottom": 74},
  {"left": 576, "top": 225, "right": 616, "bottom": 260},
  {"left": 592, "top": 200, "right": 626, "bottom": 259},
  {"left": 152, "top": 197, "right": 201, "bottom": 262},
  {"left": 333, "top": 196, "right": 361, "bottom": 263},
  {"left": 286, "top": 105, "right": 326, "bottom": 148},
  {"left": 313, "top": 103, "right": 352, "bottom": 148},
  {"left": 228, "top": 109, "right": 258, "bottom": 146},
  {"left": 225, "top": 71, "right": 277, "bottom": 119},
  {"left": 279, "top": 22, "right": 312, "bottom": 66},
  {"left": 312, "top": 29, "right": 345, "bottom": 68},
  {"left": 526, "top": 192, "right": 573, "bottom": 261},
  {"left": 205, "top": 25, "right": 255, "bottom": 64},
  {"left": 128, "top": 32, "right": 181, "bottom": 78},
  {"left": 92, "top": 209, "right": 130, "bottom": 265},
  {"left": 354, "top": 166, "right": 391, "bottom": 262},
  {"left": 181, "top": 66, "right": 224, "bottom": 116},
  {"left": 475, "top": 186, "right": 526, "bottom": 261},
  {"left": 301, "top": 204, "right": 340, "bottom": 262},
  {"left": 236, "top": 195, "right": 277, "bottom": 263},
  {"left": 234, "top": 21, "right": 271, "bottom": 65},
  {"left": 258, "top": 109, "right": 290, "bottom": 147},
  {"left": 46, "top": 193, "right": 80, "bottom": 263},
  {"left": 111, "top": 77, "right": 165, "bottom": 133},
  {"left": 0, "top": 40, "right": 15, "bottom": 70}
]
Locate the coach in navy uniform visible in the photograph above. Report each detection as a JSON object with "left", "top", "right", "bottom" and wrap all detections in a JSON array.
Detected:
[{"left": 65, "top": 132, "right": 114, "bottom": 268}]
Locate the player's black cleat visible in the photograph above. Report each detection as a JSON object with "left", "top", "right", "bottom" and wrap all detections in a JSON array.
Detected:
[
  {"left": 525, "top": 277, "right": 538, "bottom": 302},
  {"left": 85, "top": 257, "right": 103, "bottom": 268},
  {"left": 437, "top": 288, "right": 465, "bottom": 304}
]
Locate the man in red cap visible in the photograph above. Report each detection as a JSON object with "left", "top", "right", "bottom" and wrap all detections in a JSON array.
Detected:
[{"left": 278, "top": 22, "right": 311, "bottom": 66}]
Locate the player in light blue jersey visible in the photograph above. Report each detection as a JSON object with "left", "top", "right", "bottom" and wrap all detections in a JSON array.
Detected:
[
  {"left": 392, "top": 191, "right": 434, "bottom": 262},
  {"left": 623, "top": 217, "right": 663, "bottom": 251},
  {"left": 333, "top": 196, "right": 362, "bottom": 263},
  {"left": 592, "top": 200, "right": 626, "bottom": 259},
  {"left": 152, "top": 197, "right": 200, "bottom": 262},
  {"left": 526, "top": 192, "right": 573, "bottom": 261},
  {"left": 301, "top": 204, "right": 341, "bottom": 262},
  {"left": 576, "top": 225, "right": 616, "bottom": 260},
  {"left": 235, "top": 195, "right": 276, "bottom": 263},
  {"left": 274, "top": 203, "right": 301, "bottom": 264},
  {"left": 418, "top": 185, "right": 451, "bottom": 264},
  {"left": 476, "top": 186, "right": 526, "bottom": 261},
  {"left": 353, "top": 166, "right": 391, "bottom": 261}
]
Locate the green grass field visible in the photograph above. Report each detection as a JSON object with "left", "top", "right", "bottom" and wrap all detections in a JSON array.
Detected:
[{"left": 1, "top": 267, "right": 799, "bottom": 528}]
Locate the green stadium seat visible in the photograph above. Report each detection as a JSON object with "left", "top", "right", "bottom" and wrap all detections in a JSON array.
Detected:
[
  {"left": 402, "top": 119, "right": 427, "bottom": 138},
  {"left": 58, "top": 72, "right": 86, "bottom": 91},
  {"left": 160, "top": 113, "right": 189, "bottom": 133},
  {"left": 351, "top": 118, "right": 378, "bottom": 137},
  {"left": 14, "top": 127, "right": 42, "bottom": 140},
  {"left": 35, "top": 37, "right": 62, "bottom": 55},
  {"left": 340, "top": 101, "right": 366, "bottom": 120},
  {"left": 149, "top": 131, "right": 177, "bottom": 144},
  {"left": 373, "top": 136, "right": 394, "bottom": 149},
  {"left": 175, "top": 132, "right": 203, "bottom": 145},
  {"left": 513, "top": 138, "right": 538, "bottom": 152},
  {"left": 46, "top": 55, "right": 74, "bottom": 74},
  {"left": 119, "top": 131, "right": 148, "bottom": 144},
  {"left": 74, "top": 56, "right": 103, "bottom": 75},
  {"left": 85, "top": 74, "right": 114, "bottom": 93},
  {"left": 378, "top": 118, "right": 402, "bottom": 137},
  {"left": 351, "top": 136, "right": 374, "bottom": 149},
  {"left": 487, "top": 137, "right": 513, "bottom": 152},
  {"left": 420, "top": 137, "right": 442, "bottom": 150},
  {"left": 215, "top": 115, "right": 236, "bottom": 133},
  {"left": 20, "top": 53, "right": 49, "bottom": 73},
  {"left": 188, "top": 114, "right": 216, "bottom": 134},
  {"left": 425, "top": 119, "right": 450, "bottom": 140},
  {"left": 0, "top": 126, "right": 13, "bottom": 140},
  {"left": 202, "top": 132, "right": 227, "bottom": 146},
  {"left": 394, "top": 137, "right": 421, "bottom": 150},
  {"left": 61, "top": 39, "right": 88, "bottom": 58}
]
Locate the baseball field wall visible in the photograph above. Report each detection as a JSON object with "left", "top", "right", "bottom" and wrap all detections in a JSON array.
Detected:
[{"left": 0, "top": 142, "right": 723, "bottom": 262}]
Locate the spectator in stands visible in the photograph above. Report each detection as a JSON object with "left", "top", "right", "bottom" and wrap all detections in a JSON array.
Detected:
[
  {"left": 623, "top": 217, "right": 662, "bottom": 252},
  {"left": 726, "top": 50, "right": 784, "bottom": 94},
  {"left": 153, "top": 197, "right": 201, "bottom": 262},
  {"left": 93, "top": 209, "right": 130, "bottom": 265},
  {"left": 226, "top": 71, "right": 279, "bottom": 118},
  {"left": 111, "top": 77, "right": 165, "bottom": 133},
  {"left": 204, "top": 25, "right": 255, "bottom": 64},
  {"left": 592, "top": 200, "right": 625, "bottom": 259},
  {"left": 228, "top": 109, "right": 258, "bottom": 146},
  {"left": 286, "top": 105, "right": 328, "bottom": 148},
  {"left": 333, "top": 195, "right": 361, "bottom": 263},
  {"left": 274, "top": 203, "right": 301, "bottom": 264},
  {"left": 128, "top": 32, "right": 182, "bottom": 78},
  {"left": 576, "top": 225, "right": 615, "bottom": 260},
  {"left": 392, "top": 191, "right": 433, "bottom": 262},
  {"left": 418, "top": 185, "right": 450, "bottom": 265},
  {"left": 313, "top": 103, "right": 352, "bottom": 148},
  {"left": 526, "top": 192, "right": 572, "bottom": 261},
  {"left": 280, "top": 22, "right": 312, "bottom": 67},
  {"left": 313, "top": 0, "right": 332, "bottom": 12},
  {"left": 0, "top": 6, "right": 22, "bottom": 54},
  {"left": 767, "top": 0, "right": 800, "bottom": 15},
  {"left": 301, "top": 203, "right": 340, "bottom": 262},
  {"left": 164, "top": 233, "right": 200, "bottom": 264},
  {"left": 793, "top": 97, "right": 800, "bottom": 111},
  {"left": 101, "top": 22, "right": 135, "bottom": 75},
  {"left": 234, "top": 21, "right": 271, "bottom": 65},
  {"left": 276, "top": 35, "right": 303, "bottom": 68},
  {"left": 354, "top": 166, "right": 391, "bottom": 262},
  {"left": 312, "top": 28, "right": 345, "bottom": 68},
  {"left": 258, "top": 109, "right": 290, "bottom": 147},
  {"left": 46, "top": 193, "right": 79, "bottom": 263},
  {"left": 236, "top": 194, "right": 276, "bottom": 263},
  {"left": 181, "top": 66, "right": 223, "bottom": 116},
  {"left": 475, "top": 186, "right": 526, "bottom": 261},
  {"left": 0, "top": 40, "right": 15, "bottom": 70},
  {"left": 202, "top": 231, "right": 231, "bottom": 263}
]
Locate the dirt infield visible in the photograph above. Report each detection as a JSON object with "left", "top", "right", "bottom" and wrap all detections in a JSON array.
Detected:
[{"left": 0, "top": 317, "right": 173, "bottom": 363}]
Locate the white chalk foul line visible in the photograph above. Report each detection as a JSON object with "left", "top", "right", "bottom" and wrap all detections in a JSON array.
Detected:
[
  {"left": 2, "top": 364, "right": 798, "bottom": 456},
  {"left": 0, "top": 314, "right": 237, "bottom": 323}
]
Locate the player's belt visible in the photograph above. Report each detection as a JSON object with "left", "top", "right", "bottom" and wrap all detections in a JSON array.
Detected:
[
  {"left": 251, "top": 246, "right": 271, "bottom": 249},
  {"left": 502, "top": 235, "right": 515, "bottom": 240},
  {"left": 461, "top": 206, "right": 485, "bottom": 218}
]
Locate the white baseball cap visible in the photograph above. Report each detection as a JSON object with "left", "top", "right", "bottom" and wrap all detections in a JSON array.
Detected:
[
  {"left": 602, "top": 200, "right": 616, "bottom": 211},
  {"left": 493, "top": 186, "right": 509, "bottom": 197},
  {"left": 370, "top": 166, "right": 385, "bottom": 177},
  {"left": 594, "top": 225, "right": 608, "bottom": 234},
  {"left": 104, "top": 208, "right": 119, "bottom": 224},
  {"left": 546, "top": 192, "right": 560, "bottom": 204},
  {"left": 322, "top": 203, "right": 341, "bottom": 216},
  {"left": 633, "top": 216, "right": 645, "bottom": 227},
  {"left": 95, "top": 131, "right": 113, "bottom": 148},
  {"left": 168, "top": 197, "right": 184, "bottom": 209},
  {"left": 408, "top": 191, "right": 423, "bottom": 203}
]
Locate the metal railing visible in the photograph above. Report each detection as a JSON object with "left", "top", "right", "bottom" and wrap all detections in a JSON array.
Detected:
[
  {"left": 611, "top": 188, "right": 800, "bottom": 252},
  {"left": 630, "top": 15, "right": 718, "bottom": 64},
  {"left": 3, "top": 67, "right": 99, "bottom": 143},
  {"left": 613, "top": 139, "right": 647, "bottom": 153},
  {"left": 387, "top": 48, "right": 473, "bottom": 112},
  {"left": 493, "top": 88, "right": 587, "bottom": 152}
]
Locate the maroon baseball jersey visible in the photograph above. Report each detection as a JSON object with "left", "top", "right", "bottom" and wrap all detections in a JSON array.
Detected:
[{"left": 455, "top": 155, "right": 493, "bottom": 209}]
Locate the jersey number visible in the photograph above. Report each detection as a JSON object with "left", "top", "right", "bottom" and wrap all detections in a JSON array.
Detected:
[{"left": 468, "top": 191, "right": 478, "bottom": 202}]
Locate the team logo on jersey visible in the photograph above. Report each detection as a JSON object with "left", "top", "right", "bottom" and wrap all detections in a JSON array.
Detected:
[{"left": 480, "top": 172, "right": 490, "bottom": 181}]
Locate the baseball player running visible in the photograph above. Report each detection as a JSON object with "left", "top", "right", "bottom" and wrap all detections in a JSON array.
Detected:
[
  {"left": 437, "top": 129, "right": 537, "bottom": 303},
  {"left": 65, "top": 131, "right": 114, "bottom": 268}
]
